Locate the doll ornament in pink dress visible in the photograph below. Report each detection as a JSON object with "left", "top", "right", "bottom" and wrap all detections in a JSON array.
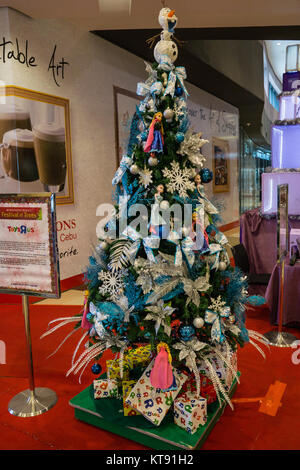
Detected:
[{"left": 150, "top": 343, "right": 174, "bottom": 390}]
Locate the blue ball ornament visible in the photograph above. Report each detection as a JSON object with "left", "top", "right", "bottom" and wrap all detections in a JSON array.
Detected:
[
  {"left": 140, "top": 131, "right": 148, "bottom": 141},
  {"left": 175, "top": 132, "right": 185, "bottom": 143},
  {"left": 86, "top": 313, "right": 94, "bottom": 322},
  {"left": 200, "top": 167, "right": 213, "bottom": 184},
  {"left": 179, "top": 325, "right": 196, "bottom": 341},
  {"left": 91, "top": 363, "right": 102, "bottom": 375},
  {"left": 175, "top": 86, "right": 183, "bottom": 97}
]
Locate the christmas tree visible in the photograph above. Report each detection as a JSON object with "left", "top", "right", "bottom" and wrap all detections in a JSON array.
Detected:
[{"left": 43, "top": 6, "right": 267, "bottom": 432}]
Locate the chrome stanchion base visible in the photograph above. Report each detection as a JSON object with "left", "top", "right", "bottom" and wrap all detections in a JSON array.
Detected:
[
  {"left": 8, "top": 387, "right": 57, "bottom": 417},
  {"left": 263, "top": 330, "right": 298, "bottom": 348},
  {"left": 43, "top": 183, "right": 64, "bottom": 193}
]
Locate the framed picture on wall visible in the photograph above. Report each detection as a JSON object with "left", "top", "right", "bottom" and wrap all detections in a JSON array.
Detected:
[
  {"left": 113, "top": 85, "right": 142, "bottom": 168},
  {"left": 0, "top": 86, "right": 74, "bottom": 205},
  {"left": 212, "top": 136, "right": 230, "bottom": 193}
]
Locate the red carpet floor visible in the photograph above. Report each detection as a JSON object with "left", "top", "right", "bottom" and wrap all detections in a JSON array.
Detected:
[{"left": 0, "top": 301, "right": 300, "bottom": 450}]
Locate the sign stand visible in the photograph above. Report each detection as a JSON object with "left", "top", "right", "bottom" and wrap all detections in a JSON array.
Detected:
[
  {"left": 8, "top": 295, "right": 57, "bottom": 417},
  {"left": 264, "top": 184, "right": 297, "bottom": 347},
  {"left": 0, "top": 194, "right": 60, "bottom": 417}
]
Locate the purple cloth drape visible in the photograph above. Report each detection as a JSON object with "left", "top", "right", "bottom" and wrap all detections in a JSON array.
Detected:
[
  {"left": 240, "top": 207, "right": 300, "bottom": 274},
  {"left": 265, "top": 263, "right": 300, "bottom": 325}
]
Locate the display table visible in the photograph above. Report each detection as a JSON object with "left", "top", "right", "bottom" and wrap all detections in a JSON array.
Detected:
[
  {"left": 240, "top": 208, "right": 300, "bottom": 274},
  {"left": 265, "top": 262, "right": 300, "bottom": 325},
  {"left": 69, "top": 375, "right": 239, "bottom": 451}
]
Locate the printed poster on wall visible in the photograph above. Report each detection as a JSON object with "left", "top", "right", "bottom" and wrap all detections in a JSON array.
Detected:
[{"left": 0, "top": 193, "right": 60, "bottom": 297}]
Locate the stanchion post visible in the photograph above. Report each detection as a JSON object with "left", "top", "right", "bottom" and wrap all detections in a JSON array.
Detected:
[
  {"left": 264, "top": 184, "right": 297, "bottom": 347},
  {"left": 8, "top": 295, "right": 58, "bottom": 417},
  {"left": 22, "top": 294, "right": 35, "bottom": 396}
]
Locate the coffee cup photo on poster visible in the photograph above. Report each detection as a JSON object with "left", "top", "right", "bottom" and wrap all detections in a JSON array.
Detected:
[{"left": 0, "top": 89, "right": 72, "bottom": 204}]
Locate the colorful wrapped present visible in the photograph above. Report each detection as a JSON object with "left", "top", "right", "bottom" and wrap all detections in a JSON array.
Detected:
[
  {"left": 197, "top": 346, "right": 238, "bottom": 393},
  {"left": 93, "top": 379, "right": 118, "bottom": 399},
  {"left": 201, "top": 375, "right": 217, "bottom": 405},
  {"left": 125, "top": 359, "right": 187, "bottom": 426},
  {"left": 226, "top": 351, "right": 237, "bottom": 389},
  {"left": 174, "top": 392, "right": 207, "bottom": 434},
  {"left": 106, "top": 359, "right": 130, "bottom": 382},
  {"left": 106, "top": 345, "right": 153, "bottom": 382},
  {"left": 122, "top": 380, "right": 141, "bottom": 416},
  {"left": 182, "top": 375, "right": 217, "bottom": 405},
  {"left": 125, "top": 344, "right": 152, "bottom": 368}
]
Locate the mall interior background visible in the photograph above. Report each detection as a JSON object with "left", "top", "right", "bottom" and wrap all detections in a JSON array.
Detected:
[{"left": 0, "top": 4, "right": 295, "bottom": 287}]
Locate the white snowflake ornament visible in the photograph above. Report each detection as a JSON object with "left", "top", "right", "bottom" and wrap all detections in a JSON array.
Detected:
[
  {"left": 162, "top": 161, "right": 195, "bottom": 198},
  {"left": 139, "top": 167, "right": 153, "bottom": 188},
  {"left": 98, "top": 269, "right": 125, "bottom": 300},
  {"left": 208, "top": 295, "right": 227, "bottom": 313}
]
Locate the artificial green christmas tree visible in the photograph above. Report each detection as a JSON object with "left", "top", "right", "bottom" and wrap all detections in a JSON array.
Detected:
[{"left": 44, "top": 6, "right": 267, "bottom": 436}]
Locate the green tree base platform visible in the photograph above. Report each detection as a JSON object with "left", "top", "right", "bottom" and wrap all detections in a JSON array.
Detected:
[{"left": 69, "top": 373, "right": 239, "bottom": 451}]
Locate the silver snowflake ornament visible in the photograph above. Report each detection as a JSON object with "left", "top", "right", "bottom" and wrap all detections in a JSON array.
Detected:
[
  {"left": 98, "top": 269, "right": 125, "bottom": 300},
  {"left": 162, "top": 161, "right": 195, "bottom": 198},
  {"left": 139, "top": 167, "right": 153, "bottom": 188},
  {"left": 208, "top": 295, "right": 227, "bottom": 313}
]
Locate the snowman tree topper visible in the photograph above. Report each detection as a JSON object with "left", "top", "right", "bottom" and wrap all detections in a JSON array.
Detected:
[{"left": 153, "top": 6, "right": 179, "bottom": 70}]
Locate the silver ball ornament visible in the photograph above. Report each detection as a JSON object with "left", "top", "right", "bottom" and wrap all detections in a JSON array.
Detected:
[
  {"left": 148, "top": 156, "right": 158, "bottom": 166},
  {"left": 130, "top": 164, "right": 139, "bottom": 175},
  {"left": 218, "top": 261, "right": 227, "bottom": 271},
  {"left": 160, "top": 200, "right": 170, "bottom": 210},
  {"left": 193, "top": 317, "right": 204, "bottom": 329},
  {"left": 163, "top": 107, "right": 174, "bottom": 122},
  {"left": 99, "top": 241, "right": 108, "bottom": 250}
]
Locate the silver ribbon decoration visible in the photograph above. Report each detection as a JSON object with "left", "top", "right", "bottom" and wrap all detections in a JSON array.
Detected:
[
  {"left": 136, "top": 80, "right": 163, "bottom": 99},
  {"left": 144, "top": 299, "right": 175, "bottom": 336},
  {"left": 136, "top": 62, "right": 163, "bottom": 113},
  {"left": 205, "top": 306, "right": 231, "bottom": 343},
  {"left": 112, "top": 155, "right": 133, "bottom": 186},
  {"left": 122, "top": 226, "right": 160, "bottom": 264},
  {"left": 207, "top": 243, "right": 222, "bottom": 270},
  {"left": 167, "top": 229, "right": 195, "bottom": 268},
  {"left": 89, "top": 302, "right": 108, "bottom": 339},
  {"left": 214, "top": 230, "right": 229, "bottom": 246},
  {"left": 163, "top": 65, "right": 189, "bottom": 97},
  {"left": 173, "top": 338, "right": 207, "bottom": 397}
]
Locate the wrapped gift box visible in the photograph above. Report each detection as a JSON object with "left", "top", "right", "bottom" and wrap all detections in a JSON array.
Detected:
[
  {"left": 125, "top": 344, "right": 152, "bottom": 368},
  {"left": 174, "top": 392, "right": 207, "bottom": 434},
  {"left": 125, "top": 359, "right": 187, "bottom": 426},
  {"left": 197, "top": 346, "right": 237, "bottom": 392},
  {"left": 106, "top": 345, "right": 153, "bottom": 382},
  {"left": 182, "top": 375, "right": 217, "bottom": 405},
  {"left": 106, "top": 359, "right": 130, "bottom": 382},
  {"left": 122, "top": 380, "right": 141, "bottom": 416},
  {"left": 93, "top": 379, "right": 118, "bottom": 399}
]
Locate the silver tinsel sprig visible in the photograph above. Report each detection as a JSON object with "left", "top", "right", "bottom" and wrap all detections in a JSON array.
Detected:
[
  {"left": 142, "top": 253, "right": 211, "bottom": 306},
  {"left": 177, "top": 129, "right": 209, "bottom": 168},
  {"left": 144, "top": 299, "right": 176, "bottom": 336}
]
